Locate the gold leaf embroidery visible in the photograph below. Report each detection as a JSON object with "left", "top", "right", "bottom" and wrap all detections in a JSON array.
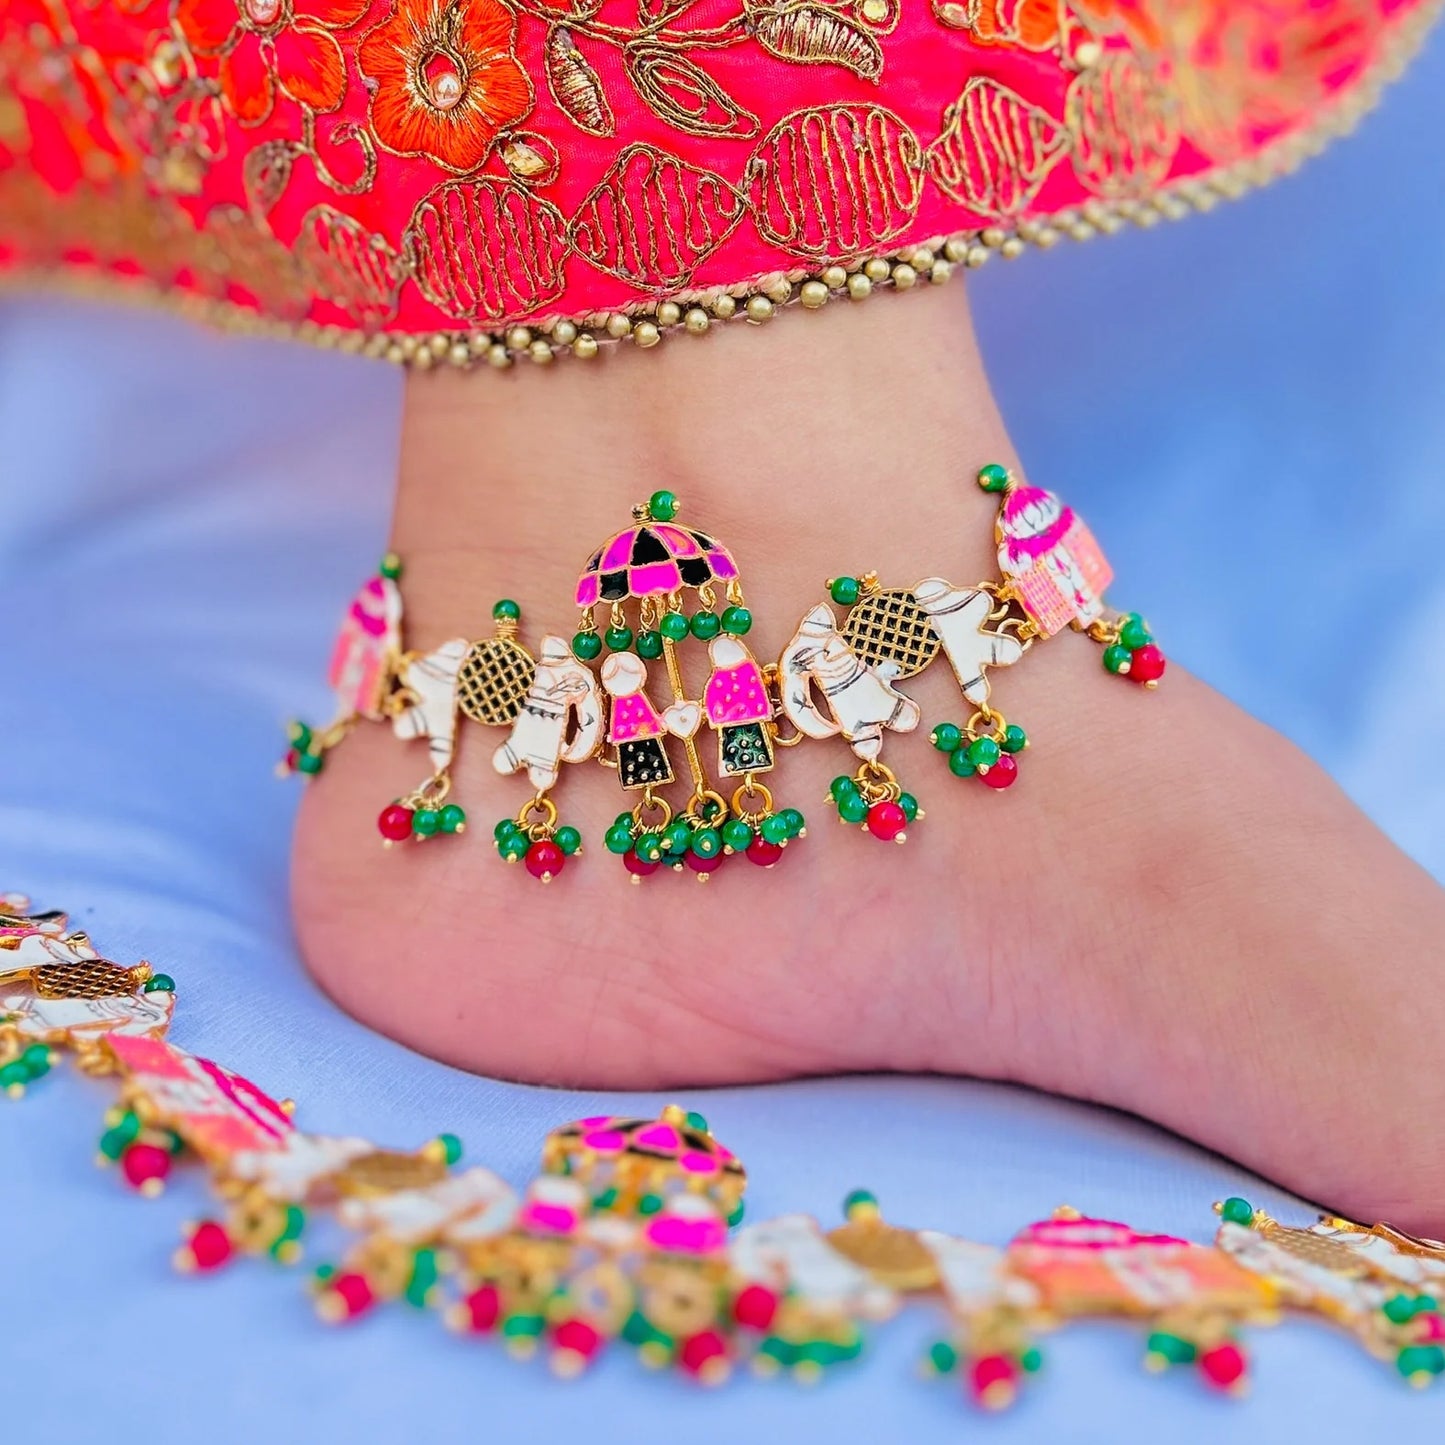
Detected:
[
  {"left": 745, "top": 1, "right": 885, "bottom": 82},
  {"left": 293, "top": 204, "right": 402, "bottom": 323},
  {"left": 243, "top": 140, "right": 299, "bottom": 218},
  {"left": 1066, "top": 51, "right": 1179, "bottom": 199},
  {"left": 624, "top": 44, "right": 760, "bottom": 139},
  {"left": 746, "top": 104, "right": 922, "bottom": 257},
  {"left": 931, "top": 0, "right": 975, "bottom": 27},
  {"left": 927, "top": 77, "right": 1068, "bottom": 217},
  {"left": 544, "top": 27, "right": 615, "bottom": 138},
  {"left": 568, "top": 143, "right": 747, "bottom": 289},
  {"left": 406, "top": 176, "right": 568, "bottom": 324},
  {"left": 501, "top": 131, "right": 560, "bottom": 184}
]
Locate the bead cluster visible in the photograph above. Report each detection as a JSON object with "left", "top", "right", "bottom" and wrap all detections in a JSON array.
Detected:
[
  {"left": 827, "top": 772, "right": 920, "bottom": 844},
  {"left": 930, "top": 717, "right": 1028, "bottom": 790},
  {"left": 1099, "top": 612, "right": 1168, "bottom": 686}
]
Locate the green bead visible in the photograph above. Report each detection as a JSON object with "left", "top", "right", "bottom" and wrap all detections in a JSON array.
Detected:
[
  {"left": 439, "top": 804, "right": 467, "bottom": 834},
  {"left": 1219, "top": 1196, "right": 1255, "bottom": 1227},
  {"left": 1145, "top": 1331, "right": 1197, "bottom": 1366},
  {"left": 405, "top": 1247, "right": 440, "bottom": 1307},
  {"left": 502, "top": 1312, "right": 546, "bottom": 1339},
  {"left": 837, "top": 791, "right": 869, "bottom": 824},
  {"left": 829, "top": 775, "right": 860, "bottom": 803},
  {"left": 898, "top": 793, "right": 919, "bottom": 822},
  {"left": 98, "top": 1125, "right": 132, "bottom": 1159},
  {"left": 635, "top": 832, "right": 666, "bottom": 864},
  {"left": 1416, "top": 1294, "right": 1439, "bottom": 1314},
  {"left": 163, "top": 1127, "right": 186, "bottom": 1155},
  {"left": 605, "top": 625, "right": 634, "bottom": 652},
  {"left": 780, "top": 807, "right": 806, "bottom": 837},
  {"left": 1119, "top": 613, "right": 1153, "bottom": 651},
  {"left": 648, "top": 489, "right": 678, "bottom": 522},
  {"left": 927, "top": 1340, "right": 959, "bottom": 1375},
  {"left": 727, "top": 1199, "right": 745, "bottom": 1227},
  {"left": 843, "top": 1188, "right": 878, "bottom": 1217},
  {"left": 1019, "top": 1346, "right": 1044, "bottom": 1374},
  {"left": 297, "top": 750, "right": 324, "bottom": 776},
  {"left": 689, "top": 610, "right": 721, "bottom": 641},
  {"left": 690, "top": 827, "right": 723, "bottom": 859},
  {"left": 614, "top": 811, "right": 636, "bottom": 828},
  {"left": 1384, "top": 1293, "right": 1418, "bottom": 1325},
  {"left": 313, "top": 1262, "right": 337, "bottom": 1285},
  {"left": 499, "top": 832, "right": 530, "bottom": 862},
  {"left": 664, "top": 820, "right": 693, "bottom": 854},
  {"left": 572, "top": 630, "right": 602, "bottom": 661},
  {"left": 21, "top": 1043, "right": 52, "bottom": 1071},
  {"left": 412, "top": 808, "right": 440, "bottom": 837},
  {"left": 0, "top": 1061, "right": 30, "bottom": 1090},
  {"left": 966, "top": 736, "right": 1001, "bottom": 767},
  {"left": 721, "top": 606, "right": 752, "bottom": 636},
  {"left": 554, "top": 825, "right": 582, "bottom": 856},
  {"left": 977, "top": 462, "right": 1010, "bottom": 493},
  {"left": 759, "top": 813, "right": 791, "bottom": 846},
  {"left": 684, "top": 1109, "right": 709, "bottom": 1133},
  {"left": 434, "top": 1132, "right": 463, "bottom": 1165},
  {"left": 659, "top": 611, "right": 690, "bottom": 642},
  {"left": 287, "top": 720, "right": 313, "bottom": 749},
  {"left": 948, "top": 748, "right": 977, "bottom": 779},
  {"left": 604, "top": 824, "right": 635, "bottom": 855},
  {"left": 930, "top": 722, "right": 962, "bottom": 753},
  {"left": 721, "top": 817, "right": 755, "bottom": 852},
  {"left": 1397, "top": 1344, "right": 1445, "bottom": 1379},
  {"left": 828, "top": 576, "right": 860, "bottom": 607},
  {"left": 594, "top": 1186, "right": 619, "bottom": 1211},
  {"left": 379, "top": 552, "right": 403, "bottom": 580},
  {"left": 494, "top": 817, "right": 521, "bottom": 843},
  {"left": 1103, "top": 643, "right": 1133, "bottom": 675},
  {"left": 758, "top": 1337, "right": 801, "bottom": 1369},
  {"left": 636, "top": 630, "right": 664, "bottom": 660},
  {"left": 637, "top": 1192, "right": 664, "bottom": 1216},
  {"left": 492, "top": 598, "right": 521, "bottom": 622},
  {"left": 141, "top": 974, "right": 175, "bottom": 994},
  {"left": 274, "top": 1203, "right": 306, "bottom": 1244},
  {"left": 1001, "top": 724, "right": 1028, "bottom": 754}
]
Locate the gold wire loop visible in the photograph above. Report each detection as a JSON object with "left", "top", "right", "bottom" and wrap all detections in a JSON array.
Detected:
[
  {"left": 731, "top": 779, "right": 774, "bottom": 817},
  {"left": 632, "top": 787, "right": 673, "bottom": 832},
  {"left": 403, "top": 771, "right": 452, "bottom": 809},
  {"left": 685, "top": 788, "right": 729, "bottom": 823},
  {"left": 853, "top": 758, "right": 900, "bottom": 803},
  {"left": 965, "top": 707, "right": 1007, "bottom": 742},
  {"left": 516, "top": 793, "right": 558, "bottom": 836}
]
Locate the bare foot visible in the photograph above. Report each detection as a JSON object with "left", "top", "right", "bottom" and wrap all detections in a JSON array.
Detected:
[{"left": 293, "top": 287, "right": 1445, "bottom": 1236}]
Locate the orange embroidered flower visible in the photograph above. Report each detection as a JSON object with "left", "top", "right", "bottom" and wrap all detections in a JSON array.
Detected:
[
  {"left": 357, "top": 0, "right": 533, "bottom": 174},
  {"left": 175, "top": 0, "right": 365, "bottom": 128}
]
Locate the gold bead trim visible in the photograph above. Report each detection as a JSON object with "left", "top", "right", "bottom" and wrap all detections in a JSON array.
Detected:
[{"left": 1, "top": 0, "right": 1435, "bottom": 371}]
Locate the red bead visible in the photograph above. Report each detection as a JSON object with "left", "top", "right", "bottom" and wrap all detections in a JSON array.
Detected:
[
  {"left": 284, "top": 749, "right": 300, "bottom": 773},
  {"left": 979, "top": 754, "right": 1019, "bottom": 790},
  {"left": 525, "top": 840, "right": 565, "bottom": 881},
  {"left": 623, "top": 851, "right": 660, "bottom": 878},
  {"left": 745, "top": 838, "right": 784, "bottom": 868},
  {"left": 866, "top": 800, "right": 908, "bottom": 841},
  {"left": 1130, "top": 644, "right": 1167, "bottom": 685},
  {"left": 329, "top": 1271, "right": 376, "bottom": 1321},
  {"left": 733, "top": 1283, "right": 781, "bottom": 1330},
  {"left": 685, "top": 851, "right": 725, "bottom": 875},
  {"left": 184, "top": 1220, "right": 233, "bottom": 1271},
  {"left": 552, "top": 1317, "right": 603, "bottom": 1361},
  {"left": 462, "top": 1283, "right": 501, "bottom": 1333},
  {"left": 121, "top": 1142, "right": 172, "bottom": 1192},
  {"left": 1198, "top": 1341, "right": 1247, "bottom": 1390},
  {"left": 679, "top": 1328, "right": 730, "bottom": 1377},
  {"left": 378, "top": 804, "right": 414, "bottom": 842},
  {"left": 970, "top": 1353, "right": 1019, "bottom": 1408}
]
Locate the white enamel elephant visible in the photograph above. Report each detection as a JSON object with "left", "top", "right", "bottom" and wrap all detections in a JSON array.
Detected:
[
  {"left": 492, "top": 635, "right": 604, "bottom": 793},
  {"left": 912, "top": 578, "right": 1024, "bottom": 706},
  {"left": 778, "top": 605, "right": 921, "bottom": 762},
  {"left": 391, "top": 637, "right": 470, "bottom": 774}
]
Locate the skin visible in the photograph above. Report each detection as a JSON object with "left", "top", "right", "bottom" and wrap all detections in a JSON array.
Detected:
[{"left": 294, "top": 284, "right": 1445, "bottom": 1236}]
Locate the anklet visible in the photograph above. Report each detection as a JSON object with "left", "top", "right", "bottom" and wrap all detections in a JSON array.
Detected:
[{"left": 282, "top": 465, "right": 1165, "bottom": 879}]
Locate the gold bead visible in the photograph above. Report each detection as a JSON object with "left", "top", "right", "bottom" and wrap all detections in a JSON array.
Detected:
[
  {"left": 683, "top": 307, "right": 711, "bottom": 335},
  {"left": 943, "top": 236, "right": 970, "bottom": 264},
  {"left": 605, "top": 313, "right": 633, "bottom": 339},
  {"left": 505, "top": 325, "right": 532, "bottom": 351},
  {"left": 487, "top": 343, "right": 512, "bottom": 369},
  {"left": 468, "top": 331, "right": 491, "bottom": 356},
  {"left": 929, "top": 260, "right": 952, "bottom": 285},
  {"left": 447, "top": 343, "right": 471, "bottom": 368},
  {"left": 552, "top": 319, "right": 578, "bottom": 346},
  {"left": 965, "top": 245, "right": 990, "bottom": 268},
  {"left": 981, "top": 226, "right": 1006, "bottom": 249},
  {"left": 821, "top": 265, "right": 847, "bottom": 289},
  {"left": 909, "top": 246, "right": 935, "bottom": 270},
  {"left": 863, "top": 258, "right": 890, "bottom": 282},
  {"left": 711, "top": 294, "right": 737, "bottom": 319},
  {"left": 745, "top": 295, "right": 774, "bottom": 323},
  {"left": 429, "top": 333, "right": 450, "bottom": 358},
  {"left": 763, "top": 275, "right": 792, "bottom": 304},
  {"left": 633, "top": 320, "right": 662, "bottom": 348},
  {"left": 656, "top": 300, "right": 682, "bottom": 327},
  {"left": 799, "top": 280, "right": 829, "bottom": 310},
  {"left": 891, "top": 262, "right": 917, "bottom": 290},
  {"left": 398, "top": 335, "right": 419, "bottom": 360},
  {"left": 412, "top": 346, "right": 435, "bottom": 370},
  {"left": 572, "top": 333, "right": 599, "bottom": 359},
  {"left": 385, "top": 342, "right": 406, "bottom": 366},
  {"left": 1034, "top": 226, "right": 1060, "bottom": 249},
  {"left": 1000, "top": 237, "right": 1025, "bottom": 260},
  {"left": 529, "top": 339, "right": 554, "bottom": 364},
  {"left": 847, "top": 273, "right": 873, "bottom": 301}
]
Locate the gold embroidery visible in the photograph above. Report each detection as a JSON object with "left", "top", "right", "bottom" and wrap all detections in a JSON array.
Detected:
[
  {"left": 746, "top": 104, "right": 923, "bottom": 258},
  {"left": 744, "top": 0, "right": 886, "bottom": 82},
  {"left": 623, "top": 44, "right": 761, "bottom": 140},
  {"left": 543, "top": 26, "right": 615, "bottom": 137},
  {"left": 294, "top": 204, "right": 404, "bottom": 323},
  {"left": 569, "top": 143, "right": 748, "bottom": 288},
  {"left": 1065, "top": 50, "right": 1179, "bottom": 199},
  {"left": 927, "top": 77, "right": 1069, "bottom": 218}
]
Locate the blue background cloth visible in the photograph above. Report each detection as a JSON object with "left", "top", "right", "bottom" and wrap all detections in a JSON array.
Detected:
[{"left": 2, "top": 36, "right": 1443, "bottom": 1443}]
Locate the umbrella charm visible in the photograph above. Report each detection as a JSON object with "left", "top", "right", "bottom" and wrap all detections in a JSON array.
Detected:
[{"left": 578, "top": 492, "right": 807, "bottom": 881}]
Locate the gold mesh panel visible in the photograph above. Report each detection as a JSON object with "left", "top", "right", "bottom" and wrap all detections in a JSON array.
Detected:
[
  {"left": 457, "top": 638, "right": 536, "bottom": 727},
  {"left": 841, "top": 589, "right": 940, "bottom": 679},
  {"left": 32, "top": 960, "right": 148, "bottom": 999}
]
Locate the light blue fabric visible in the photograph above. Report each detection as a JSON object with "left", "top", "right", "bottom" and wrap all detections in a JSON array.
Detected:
[{"left": 3, "top": 36, "right": 1444, "bottom": 1442}]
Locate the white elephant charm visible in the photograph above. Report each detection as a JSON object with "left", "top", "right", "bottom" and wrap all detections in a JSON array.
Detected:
[
  {"left": 391, "top": 638, "right": 470, "bottom": 775},
  {"left": 912, "top": 579, "right": 1025, "bottom": 707},
  {"left": 779, "top": 605, "right": 921, "bottom": 762},
  {"left": 492, "top": 635, "right": 604, "bottom": 793}
]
